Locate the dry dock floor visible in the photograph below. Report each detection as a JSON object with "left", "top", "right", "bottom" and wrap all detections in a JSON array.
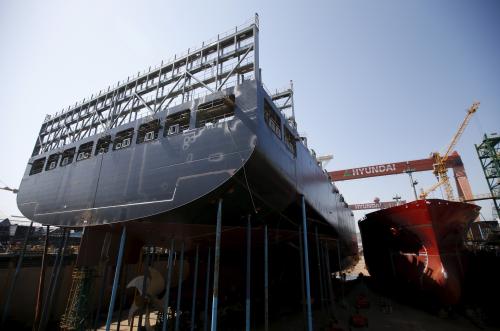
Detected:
[{"left": 95, "top": 256, "right": 499, "bottom": 330}]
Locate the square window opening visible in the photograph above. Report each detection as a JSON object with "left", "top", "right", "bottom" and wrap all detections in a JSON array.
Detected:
[
  {"left": 95, "top": 135, "right": 112, "bottom": 155},
  {"left": 137, "top": 120, "right": 161, "bottom": 144},
  {"left": 60, "top": 148, "right": 76, "bottom": 166},
  {"left": 114, "top": 129, "right": 134, "bottom": 150},
  {"left": 165, "top": 110, "right": 191, "bottom": 136},
  {"left": 195, "top": 95, "right": 235, "bottom": 128},
  {"left": 30, "top": 158, "right": 46, "bottom": 175},
  {"left": 264, "top": 100, "right": 282, "bottom": 139},
  {"left": 77, "top": 141, "right": 94, "bottom": 161},
  {"left": 45, "top": 154, "right": 60, "bottom": 171}
]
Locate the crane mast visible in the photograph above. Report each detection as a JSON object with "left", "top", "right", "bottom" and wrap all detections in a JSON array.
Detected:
[{"left": 428, "top": 102, "right": 479, "bottom": 200}]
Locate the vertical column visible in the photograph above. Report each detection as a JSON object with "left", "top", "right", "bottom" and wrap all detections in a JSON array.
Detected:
[
  {"left": 94, "top": 232, "right": 112, "bottom": 330},
  {"left": 1, "top": 221, "right": 33, "bottom": 327},
  {"left": 301, "top": 196, "right": 313, "bottom": 331},
  {"left": 94, "top": 263, "right": 110, "bottom": 329},
  {"left": 264, "top": 224, "right": 269, "bottom": 331},
  {"left": 253, "top": 13, "right": 260, "bottom": 83},
  {"left": 298, "top": 226, "right": 307, "bottom": 328},
  {"left": 138, "top": 247, "right": 152, "bottom": 329},
  {"left": 162, "top": 239, "right": 175, "bottom": 331},
  {"left": 116, "top": 264, "right": 128, "bottom": 331},
  {"left": 245, "top": 215, "right": 251, "bottom": 331},
  {"left": 323, "top": 242, "right": 335, "bottom": 314},
  {"left": 174, "top": 242, "right": 185, "bottom": 331},
  {"left": 337, "top": 241, "right": 345, "bottom": 302},
  {"left": 33, "top": 225, "right": 50, "bottom": 331},
  {"left": 314, "top": 227, "right": 326, "bottom": 315},
  {"left": 105, "top": 226, "right": 127, "bottom": 331},
  {"left": 190, "top": 245, "right": 200, "bottom": 331},
  {"left": 210, "top": 199, "right": 223, "bottom": 331},
  {"left": 203, "top": 248, "right": 211, "bottom": 331},
  {"left": 39, "top": 229, "right": 69, "bottom": 331}
]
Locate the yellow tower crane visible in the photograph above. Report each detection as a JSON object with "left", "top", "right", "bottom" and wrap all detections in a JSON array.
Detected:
[{"left": 419, "top": 102, "right": 479, "bottom": 200}]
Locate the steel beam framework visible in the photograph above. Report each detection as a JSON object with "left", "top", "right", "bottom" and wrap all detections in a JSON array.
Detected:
[
  {"left": 32, "top": 16, "right": 259, "bottom": 157},
  {"left": 475, "top": 134, "right": 500, "bottom": 218}
]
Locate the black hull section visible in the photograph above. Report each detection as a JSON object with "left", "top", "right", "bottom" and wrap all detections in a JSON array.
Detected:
[{"left": 17, "top": 80, "right": 357, "bottom": 258}]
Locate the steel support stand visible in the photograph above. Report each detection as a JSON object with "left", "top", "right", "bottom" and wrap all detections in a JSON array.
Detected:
[
  {"left": 323, "top": 242, "right": 335, "bottom": 316},
  {"left": 203, "top": 248, "right": 211, "bottom": 331},
  {"left": 94, "top": 232, "right": 113, "bottom": 330},
  {"left": 264, "top": 224, "right": 269, "bottom": 331},
  {"left": 39, "top": 229, "right": 69, "bottom": 331},
  {"left": 117, "top": 264, "right": 128, "bottom": 331},
  {"left": 105, "top": 226, "right": 127, "bottom": 331},
  {"left": 1, "top": 221, "right": 33, "bottom": 327},
  {"left": 336, "top": 241, "right": 345, "bottom": 302},
  {"left": 245, "top": 215, "right": 251, "bottom": 331},
  {"left": 175, "top": 242, "right": 185, "bottom": 331},
  {"left": 94, "top": 263, "right": 110, "bottom": 330},
  {"left": 33, "top": 225, "right": 50, "bottom": 331},
  {"left": 210, "top": 199, "right": 223, "bottom": 331},
  {"left": 190, "top": 245, "right": 200, "bottom": 331},
  {"left": 162, "top": 239, "right": 175, "bottom": 331},
  {"left": 298, "top": 226, "right": 307, "bottom": 329},
  {"left": 138, "top": 247, "right": 152, "bottom": 329},
  {"left": 314, "top": 226, "right": 326, "bottom": 316},
  {"left": 301, "top": 196, "right": 313, "bottom": 331}
]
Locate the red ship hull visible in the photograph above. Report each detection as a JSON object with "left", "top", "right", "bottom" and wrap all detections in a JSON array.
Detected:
[{"left": 359, "top": 199, "right": 480, "bottom": 305}]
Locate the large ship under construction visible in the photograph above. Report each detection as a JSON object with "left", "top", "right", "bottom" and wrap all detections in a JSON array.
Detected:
[{"left": 11, "top": 16, "right": 358, "bottom": 330}]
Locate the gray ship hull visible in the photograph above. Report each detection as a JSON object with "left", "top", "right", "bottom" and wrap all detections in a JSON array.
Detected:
[{"left": 17, "top": 80, "right": 357, "bottom": 256}]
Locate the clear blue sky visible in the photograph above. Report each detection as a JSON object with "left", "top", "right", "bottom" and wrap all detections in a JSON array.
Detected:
[{"left": 0, "top": 0, "right": 499, "bottom": 222}]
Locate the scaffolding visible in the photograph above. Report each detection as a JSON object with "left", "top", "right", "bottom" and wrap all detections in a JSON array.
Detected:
[
  {"left": 475, "top": 133, "right": 500, "bottom": 218},
  {"left": 32, "top": 15, "right": 260, "bottom": 157},
  {"left": 60, "top": 267, "right": 94, "bottom": 331}
]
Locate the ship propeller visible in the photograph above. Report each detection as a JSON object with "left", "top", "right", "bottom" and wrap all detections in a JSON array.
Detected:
[{"left": 126, "top": 263, "right": 190, "bottom": 330}]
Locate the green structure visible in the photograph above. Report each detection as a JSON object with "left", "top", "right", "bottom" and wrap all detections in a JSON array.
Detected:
[{"left": 476, "top": 134, "right": 500, "bottom": 218}]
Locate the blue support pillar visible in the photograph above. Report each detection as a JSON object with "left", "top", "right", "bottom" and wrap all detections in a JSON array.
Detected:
[
  {"left": 210, "top": 199, "right": 223, "bottom": 331},
  {"left": 1, "top": 221, "right": 33, "bottom": 327},
  {"left": 245, "top": 215, "right": 251, "bottom": 331},
  {"left": 323, "top": 241, "right": 335, "bottom": 315},
  {"left": 33, "top": 225, "right": 50, "bottom": 331},
  {"left": 175, "top": 242, "right": 185, "bottom": 331},
  {"left": 162, "top": 239, "right": 175, "bottom": 331},
  {"left": 105, "top": 226, "right": 127, "bottom": 331},
  {"left": 138, "top": 246, "right": 152, "bottom": 329},
  {"left": 314, "top": 226, "right": 326, "bottom": 315},
  {"left": 190, "top": 245, "right": 200, "bottom": 331},
  {"left": 40, "top": 229, "right": 69, "bottom": 331},
  {"left": 301, "top": 196, "right": 313, "bottom": 331},
  {"left": 264, "top": 224, "right": 269, "bottom": 331},
  {"left": 203, "top": 248, "right": 211, "bottom": 331}
]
